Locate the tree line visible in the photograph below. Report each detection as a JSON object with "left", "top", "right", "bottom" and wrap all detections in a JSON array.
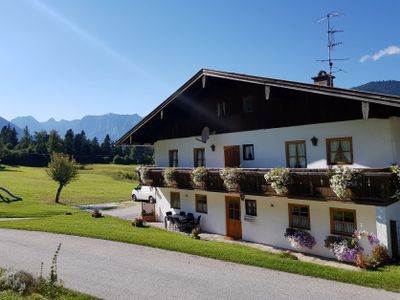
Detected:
[{"left": 0, "top": 124, "right": 153, "bottom": 166}]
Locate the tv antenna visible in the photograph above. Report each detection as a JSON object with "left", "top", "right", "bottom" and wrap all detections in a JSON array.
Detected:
[{"left": 317, "top": 12, "right": 348, "bottom": 76}]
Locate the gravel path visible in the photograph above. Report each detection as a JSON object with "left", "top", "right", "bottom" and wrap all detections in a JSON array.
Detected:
[{"left": 0, "top": 229, "right": 397, "bottom": 300}]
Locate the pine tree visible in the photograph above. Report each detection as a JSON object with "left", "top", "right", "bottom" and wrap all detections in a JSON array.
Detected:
[
  {"left": 64, "top": 129, "right": 74, "bottom": 155},
  {"left": 34, "top": 130, "right": 49, "bottom": 154},
  {"left": 18, "top": 126, "right": 32, "bottom": 149},
  {"left": 101, "top": 134, "right": 112, "bottom": 155}
]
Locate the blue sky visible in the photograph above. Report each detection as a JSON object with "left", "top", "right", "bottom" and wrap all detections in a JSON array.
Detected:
[{"left": 1, "top": 0, "right": 399, "bottom": 121}]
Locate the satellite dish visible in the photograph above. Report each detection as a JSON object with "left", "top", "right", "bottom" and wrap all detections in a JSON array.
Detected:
[{"left": 195, "top": 127, "right": 210, "bottom": 143}]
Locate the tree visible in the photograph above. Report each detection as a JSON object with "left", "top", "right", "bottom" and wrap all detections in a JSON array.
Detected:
[
  {"left": 17, "top": 126, "right": 32, "bottom": 149},
  {"left": 47, "top": 153, "right": 78, "bottom": 203},
  {"left": 64, "top": 129, "right": 74, "bottom": 155},
  {"left": 101, "top": 134, "right": 112, "bottom": 155},
  {"left": 47, "top": 130, "right": 64, "bottom": 153},
  {"left": 33, "top": 131, "right": 49, "bottom": 154}
]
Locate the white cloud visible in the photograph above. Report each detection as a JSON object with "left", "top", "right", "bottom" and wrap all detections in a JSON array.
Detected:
[
  {"left": 359, "top": 55, "right": 370, "bottom": 63},
  {"left": 360, "top": 45, "right": 400, "bottom": 62}
]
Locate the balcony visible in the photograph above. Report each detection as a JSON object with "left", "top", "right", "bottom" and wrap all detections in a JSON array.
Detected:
[{"left": 140, "top": 167, "right": 398, "bottom": 206}]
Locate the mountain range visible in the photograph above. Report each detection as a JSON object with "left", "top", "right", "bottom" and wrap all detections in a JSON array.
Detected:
[
  {"left": 10, "top": 113, "right": 142, "bottom": 141},
  {"left": 352, "top": 80, "right": 400, "bottom": 96}
]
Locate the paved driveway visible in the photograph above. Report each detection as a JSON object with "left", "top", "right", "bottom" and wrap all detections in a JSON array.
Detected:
[{"left": 0, "top": 229, "right": 397, "bottom": 300}]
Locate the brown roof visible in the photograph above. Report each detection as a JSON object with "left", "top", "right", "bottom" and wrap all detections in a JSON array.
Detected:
[{"left": 116, "top": 69, "right": 400, "bottom": 145}]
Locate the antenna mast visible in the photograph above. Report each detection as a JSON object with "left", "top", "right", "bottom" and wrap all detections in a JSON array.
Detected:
[{"left": 317, "top": 12, "right": 347, "bottom": 76}]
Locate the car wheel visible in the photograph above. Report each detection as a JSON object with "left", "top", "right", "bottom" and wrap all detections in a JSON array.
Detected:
[{"left": 132, "top": 194, "right": 137, "bottom": 202}]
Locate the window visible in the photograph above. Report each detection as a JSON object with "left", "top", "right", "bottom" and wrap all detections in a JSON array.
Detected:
[
  {"left": 285, "top": 141, "right": 307, "bottom": 168},
  {"left": 194, "top": 148, "right": 205, "bottom": 167},
  {"left": 169, "top": 150, "right": 178, "bottom": 167},
  {"left": 330, "top": 208, "right": 356, "bottom": 236},
  {"left": 195, "top": 194, "right": 207, "bottom": 213},
  {"left": 242, "top": 96, "right": 253, "bottom": 113},
  {"left": 170, "top": 192, "right": 180, "bottom": 209},
  {"left": 288, "top": 204, "right": 310, "bottom": 229},
  {"left": 326, "top": 137, "right": 353, "bottom": 165},
  {"left": 245, "top": 199, "right": 257, "bottom": 216},
  {"left": 217, "top": 102, "right": 226, "bottom": 117},
  {"left": 243, "top": 144, "right": 254, "bottom": 160}
]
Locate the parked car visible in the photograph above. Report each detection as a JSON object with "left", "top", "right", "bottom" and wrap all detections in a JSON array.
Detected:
[{"left": 132, "top": 185, "right": 156, "bottom": 202}]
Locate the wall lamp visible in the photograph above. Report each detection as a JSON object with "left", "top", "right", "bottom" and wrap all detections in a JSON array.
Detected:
[{"left": 311, "top": 136, "right": 318, "bottom": 146}]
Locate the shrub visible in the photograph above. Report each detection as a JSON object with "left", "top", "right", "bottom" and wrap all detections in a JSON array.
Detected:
[
  {"left": 328, "top": 167, "right": 360, "bottom": 199},
  {"left": 163, "top": 167, "right": 177, "bottom": 186},
  {"left": 191, "top": 167, "right": 208, "bottom": 189},
  {"left": 113, "top": 154, "right": 129, "bottom": 165},
  {"left": 219, "top": 168, "right": 242, "bottom": 191},
  {"left": 284, "top": 228, "right": 316, "bottom": 250},
  {"left": 0, "top": 269, "right": 38, "bottom": 295},
  {"left": 371, "top": 244, "right": 390, "bottom": 266},
  {"left": 264, "top": 168, "right": 291, "bottom": 195},
  {"left": 279, "top": 251, "right": 298, "bottom": 260}
]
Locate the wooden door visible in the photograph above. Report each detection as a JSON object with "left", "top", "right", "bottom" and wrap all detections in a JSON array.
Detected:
[
  {"left": 224, "top": 145, "right": 240, "bottom": 167},
  {"left": 225, "top": 196, "right": 242, "bottom": 239}
]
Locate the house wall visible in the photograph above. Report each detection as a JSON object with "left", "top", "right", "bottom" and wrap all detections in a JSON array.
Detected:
[
  {"left": 154, "top": 188, "right": 379, "bottom": 258},
  {"left": 154, "top": 118, "right": 397, "bottom": 168},
  {"left": 376, "top": 200, "right": 400, "bottom": 256}
]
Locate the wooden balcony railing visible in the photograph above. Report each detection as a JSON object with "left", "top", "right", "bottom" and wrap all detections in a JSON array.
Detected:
[{"left": 140, "top": 167, "right": 398, "bottom": 206}]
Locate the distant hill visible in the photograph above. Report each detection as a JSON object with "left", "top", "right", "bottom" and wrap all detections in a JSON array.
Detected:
[
  {"left": 352, "top": 80, "right": 400, "bottom": 96},
  {"left": 11, "top": 113, "right": 142, "bottom": 141},
  {"left": 0, "top": 116, "right": 23, "bottom": 136}
]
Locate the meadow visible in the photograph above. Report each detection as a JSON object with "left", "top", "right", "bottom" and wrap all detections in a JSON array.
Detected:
[{"left": 0, "top": 164, "right": 137, "bottom": 218}]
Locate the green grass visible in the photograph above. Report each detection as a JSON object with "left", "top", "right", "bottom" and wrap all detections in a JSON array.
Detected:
[
  {"left": 0, "top": 212, "right": 399, "bottom": 293},
  {"left": 0, "top": 165, "right": 137, "bottom": 218}
]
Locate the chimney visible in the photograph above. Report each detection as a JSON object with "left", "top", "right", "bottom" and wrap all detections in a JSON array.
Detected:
[{"left": 312, "top": 70, "right": 335, "bottom": 87}]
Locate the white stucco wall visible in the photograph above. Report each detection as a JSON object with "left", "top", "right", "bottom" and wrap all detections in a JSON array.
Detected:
[
  {"left": 155, "top": 188, "right": 380, "bottom": 258},
  {"left": 376, "top": 200, "right": 400, "bottom": 256},
  {"left": 154, "top": 118, "right": 399, "bottom": 168}
]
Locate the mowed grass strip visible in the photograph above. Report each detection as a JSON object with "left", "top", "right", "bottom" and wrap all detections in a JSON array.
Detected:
[
  {"left": 0, "top": 165, "right": 136, "bottom": 218},
  {"left": 0, "top": 212, "right": 399, "bottom": 293}
]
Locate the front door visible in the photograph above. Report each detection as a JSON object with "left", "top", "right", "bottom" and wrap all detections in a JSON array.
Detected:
[
  {"left": 225, "top": 196, "right": 242, "bottom": 239},
  {"left": 224, "top": 145, "right": 240, "bottom": 167}
]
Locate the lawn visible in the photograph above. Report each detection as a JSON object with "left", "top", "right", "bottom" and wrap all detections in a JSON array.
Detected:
[
  {"left": 0, "top": 212, "right": 400, "bottom": 293},
  {"left": 0, "top": 164, "right": 137, "bottom": 218}
]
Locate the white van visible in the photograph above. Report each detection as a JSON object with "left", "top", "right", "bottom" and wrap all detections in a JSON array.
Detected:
[{"left": 131, "top": 185, "right": 156, "bottom": 202}]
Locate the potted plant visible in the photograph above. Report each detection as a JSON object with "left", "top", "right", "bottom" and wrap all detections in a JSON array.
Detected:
[
  {"left": 219, "top": 168, "right": 242, "bottom": 191},
  {"left": 91, "top": 208, "right": 102, "bottom": 218},
  {"left": 191, "top": 167, "right": 208, "bottom": 189},
  {"left": 163, "top": 167, "right": 177, "bottom": 186},
  {"left": 284, "top": 228, "right": 316, "bottom": 250},
  {"left": 132, "top": 217, "right": 145, "bottom": 227},
  {"left": 324, "top": 235, "right": 359, "bottom": 263},
  {"left": 264, "top": 168, "right": 291, "bottom": 195},
  {"left": 328, "top": 167, "right": 360, "bottom": 199},
  {"left": 136, "top": 166, "right": 153, "bottom": 185},
  {"left": 390, "top": 165, "right": 400, "bottom": 200}
]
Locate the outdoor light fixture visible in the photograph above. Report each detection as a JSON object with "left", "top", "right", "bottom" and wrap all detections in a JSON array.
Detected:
[
  {"left": 311, "top": 136, "right": 318, "bottom": 146},
  {"left": 210, "top": 144, "right": 216, "bottom": 152}
]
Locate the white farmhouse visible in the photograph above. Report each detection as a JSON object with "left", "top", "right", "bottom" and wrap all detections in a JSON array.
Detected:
[{"left": 117, "top": 69, "right": 400, "bottom": 259}]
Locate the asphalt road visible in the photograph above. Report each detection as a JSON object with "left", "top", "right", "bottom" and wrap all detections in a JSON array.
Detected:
[{"left": 0, "top": 229, "right": 398, "bottom": 300}]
